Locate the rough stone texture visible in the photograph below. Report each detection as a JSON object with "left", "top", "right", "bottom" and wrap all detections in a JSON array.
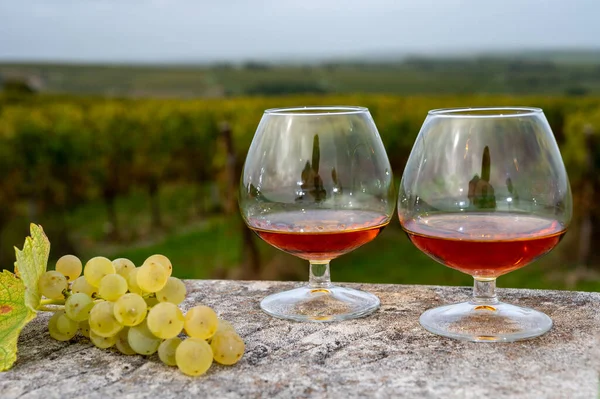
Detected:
[{"left": 0, "top": 280, "right": 599, "bottom": 399}]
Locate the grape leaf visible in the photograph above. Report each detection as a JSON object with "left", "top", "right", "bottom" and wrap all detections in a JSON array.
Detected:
[
  {"left": 14, "top": 224, "right": 50, "bottom": 312},
  {"left": 0, "top": 270, "right": 36, "bottom": 371}
]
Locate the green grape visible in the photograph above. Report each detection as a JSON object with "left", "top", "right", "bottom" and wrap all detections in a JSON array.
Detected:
[
  {"left": 143, "top": 254, "right": 172, "bottom": 277},
  {"left": 71, "top": 276, "right": 97, "bottom": 297},
  {"left": 208, "top": 318, "right": 235, "bottom": 343},
  {"left": 98, "top": 274, "right": 128, "bottom": 301},
  {"left": 147, "top": 302, "right": 184, "bottom": 339},
  {"left": 156, "top": 277, "right": 186, "bottom": 305},
  {"left": 176, "top": 338, "right": 213, "bottom": 376},
  {"left": 56, "top": 254, "right": 82, "bottom": 281},
  {"left": 56, "top": 312, "right": 79, "bottom": 336},
  {"left": 158, "top": 337, "right": 181, "bottom": 366},
  {"left": 48, "top": 311, "right": 77, "bottom": 341},
  {"left": 89, "top": 300, "right": 123, "bottom": 337},
  {"left": 65, "top": 292, "right": 94, "bottom": 322},
  {"left": 126, "top": 268, "right": 143, "bottom": 295},
  {"left": 128, "top": 320, "right": 161, "bottom": 355},
  {"left": 216, "top": 319, "right": 236, "bottom": 334},
  {"left": 90, "top": 329, "right": 117, "bottom": 349},
  {"left": 38, "top": 270, "right": 67, "bottom": 299},
  {"left": 137, "top": 261, "right": 168, "bottom": 292},
  {"left": 210, "top": 331, "right": 245, "bottom": 365},
  {"left": 116, "top": 328, "right": 136, "bottom": 355},
  {"left": 113, "top": 293, "right": 147, "bottom": 326},
  {"left": 184, "top": 306, "right": 218, "bottom": 340},
  {"left": 113, "top": 258, "right": 136, "bottom": 279},
  {"left": 79, "top": 320, "right": 91, "bottom": 338},
  {"left": 84, "top": 256, "right": 115, "bottom": 287}
]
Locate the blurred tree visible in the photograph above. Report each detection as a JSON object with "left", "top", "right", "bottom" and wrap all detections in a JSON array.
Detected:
[
  {"left": 167, "top": 105, "right": 220, "bottom": 215},
  {"left": 88, "top": 103, "right": 136, "bottom": 238},
  {"left": 2, "top": 77, "right": 36, "bottom": 95},
  {"left": 245, "top": 81, "right": 328, "bottom": 96}
]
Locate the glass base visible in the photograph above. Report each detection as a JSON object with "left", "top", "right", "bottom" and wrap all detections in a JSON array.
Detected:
[
  {"left": 420, "top": 301, "right": 552, "bottom": 342},
  {"left": 260, "top": 285, "right": 380, "bottom": 322}
]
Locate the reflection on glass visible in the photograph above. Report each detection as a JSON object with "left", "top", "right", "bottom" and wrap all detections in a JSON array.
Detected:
[
  {"left": 240, "top": 106, "right": 395, "bottom": 322},
  {"left": 398, "top": 107, "right": 572, "bottom": 342},
  {"left": 297, "top": 135, "right": 326, "bottom": 202},
  {"left": 468, "top": 146, "right": 496, "bottom": 209}
]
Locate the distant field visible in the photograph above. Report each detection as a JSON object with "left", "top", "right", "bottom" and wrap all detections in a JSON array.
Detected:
[{"left": 2, "top": 53, "right": 600, "bottom": 97}]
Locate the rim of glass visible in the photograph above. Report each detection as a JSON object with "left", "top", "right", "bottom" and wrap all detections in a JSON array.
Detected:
[
  {"left": 428, "top": 106, "right": 543, "bottom": 118},
  {"left": 264, "top": 106, "right": 369, "bottom": 116}
]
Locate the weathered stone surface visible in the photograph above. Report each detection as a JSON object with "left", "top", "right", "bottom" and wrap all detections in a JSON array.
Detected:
[{"left": 0, "top": 280, "right": 598, "bottom": 399}]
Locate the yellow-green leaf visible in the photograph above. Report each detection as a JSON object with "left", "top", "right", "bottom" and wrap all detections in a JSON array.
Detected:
[
  {"left": 14, "top": 224, "right": 50, "bottom": 312},
  {"left": 0, "top": 270, "right": 36, "bottom": 371}
]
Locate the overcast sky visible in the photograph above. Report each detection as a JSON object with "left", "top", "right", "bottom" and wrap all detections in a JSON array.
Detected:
[{"left": 1, "top": 0, "right": 599, "bottom": 63}]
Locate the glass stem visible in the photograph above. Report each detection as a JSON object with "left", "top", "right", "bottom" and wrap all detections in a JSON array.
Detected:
[
  {"left": 471, "top": 277, "right": 499, "bottom": 305},
  {"left": 309, "top": 261, "right": 332, "bottom": 289}
]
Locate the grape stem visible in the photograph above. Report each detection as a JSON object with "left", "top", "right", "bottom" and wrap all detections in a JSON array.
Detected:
[
  {"left": 39, "top": 297, "right": 103, "bottom": 310},
  {"left": 40, "top": 298, "right": 65, "bottom": 306}
]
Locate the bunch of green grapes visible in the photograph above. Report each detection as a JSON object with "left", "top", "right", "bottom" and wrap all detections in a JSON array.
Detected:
[{"left": 39, "top": 254, "right": 245, "bottom": 376}]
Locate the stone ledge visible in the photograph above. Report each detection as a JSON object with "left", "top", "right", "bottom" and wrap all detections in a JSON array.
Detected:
[{"left": 0, "top": 280, "right": 599, "bottom": 399}]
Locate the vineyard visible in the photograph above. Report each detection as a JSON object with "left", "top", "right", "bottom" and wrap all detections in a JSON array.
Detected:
[{"left": 1, "top": 93, "right": 600, "bottom": 290}]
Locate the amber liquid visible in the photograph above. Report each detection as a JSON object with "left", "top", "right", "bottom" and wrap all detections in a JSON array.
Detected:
[
  {"left": 402, "top": 213, "right": 566, "bottom": 278},
  {"left": 247, "top": 210, "right": 389, "bottom": 261}
]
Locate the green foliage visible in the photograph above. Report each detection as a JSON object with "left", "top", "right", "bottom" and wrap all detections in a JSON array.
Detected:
[
  {"left": 0, "top": 94, "right": 598, "bottom": 222},
  {"left": 1, "top": 224, "right": 49, "bottom": 371},
  {"left": 0, "top": 94, "right": 599, "bottom": 286},
  {"left": 563, "top": 107, "right": 600, "bottom": 183},
  {"left": 14, "top": 224, "right": 50, "bottom": 312},
  {"left": 0, "top": 270, "right": 35, "bottom": 371}
]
